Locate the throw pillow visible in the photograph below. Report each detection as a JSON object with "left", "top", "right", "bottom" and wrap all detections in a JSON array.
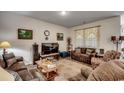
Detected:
[
  {"left": 86, "top": 49, "right": 94, "bottom": 55},
  {"left": 75, "top": 48, "right": 81, "bottom": 53},
  {"left": 81, "top": 48, "right": 86, "bottom": 54}
]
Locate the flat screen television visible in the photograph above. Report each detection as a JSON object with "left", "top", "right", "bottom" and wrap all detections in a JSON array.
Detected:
[{"left": 41, "top": 43, "right": 59, "bottom": 55}]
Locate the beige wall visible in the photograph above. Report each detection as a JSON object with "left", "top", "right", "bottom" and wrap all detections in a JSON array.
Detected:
[
  {"left": 0, "top": 12, "right": 121, "bottom": 64},
  {"left": 0, "top": 12, "right": 70, "bottom": 64},
  {"left": 70, "top": 17, "right": 121, "bottom": 52}
]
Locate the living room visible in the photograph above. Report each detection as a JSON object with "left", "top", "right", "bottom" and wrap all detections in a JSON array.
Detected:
[{"left": 1, "top": 11, "right": 124, "bottom": 81}]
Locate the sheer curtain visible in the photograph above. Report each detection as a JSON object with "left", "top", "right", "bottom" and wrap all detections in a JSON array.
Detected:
[
  {"left": 121, "top": 28, "right": 124, "bottom": 49},
  {"left": 75, "top": 30, "right": 84, "bottom": 48},
  {"left": 75, "top": 26, "right": 100, "bottom": 48}
]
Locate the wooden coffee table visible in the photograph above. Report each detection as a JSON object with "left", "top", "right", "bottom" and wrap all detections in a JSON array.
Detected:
[
  {"left": 35, "top": 60, "right": 58, "bottom": 80},
  {"left": 40, "top": 53, "right": 59, "bottom": 60}
]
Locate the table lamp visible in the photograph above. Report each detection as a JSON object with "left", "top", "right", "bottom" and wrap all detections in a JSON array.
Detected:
[{"left": 0, "top": 41, "right": 11, "bottom": 54}]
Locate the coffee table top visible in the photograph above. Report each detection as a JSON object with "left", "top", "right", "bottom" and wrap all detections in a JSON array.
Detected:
[
  {"left": 35, "top": 59, "right": 57, "bottom": 72},
  {"left": 41, "top": 53, "right": 59, "bottom": 57}
]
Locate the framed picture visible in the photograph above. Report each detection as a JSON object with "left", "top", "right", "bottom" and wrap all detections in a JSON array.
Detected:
[
  {"left": 99, "top": 49, "right": 104, "bottom": 54},
  {"left": 57, "top": 33, "right": 64, "bottom": 41},
  {"left": 18, "top": 29, "right": 33, "bottom": 39}
]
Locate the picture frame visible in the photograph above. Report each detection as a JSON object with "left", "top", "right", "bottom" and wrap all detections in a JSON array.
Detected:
[
  {"left": 99, "top": 49, "right": 104, "bottom": 54},
  {"left": 18, "top": 29, "right": 33, "bottom": 39},
  {"left": 57, "top": 33, "right": 64, "bottom": 41}
]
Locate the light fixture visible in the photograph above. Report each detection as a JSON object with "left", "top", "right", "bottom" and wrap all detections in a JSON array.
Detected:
[
  {"left": 111, "top": 36, "right": 124, "bottom": 51},
  {"left": 60, "top": 11, "right": 67, "bottom": 16},
  {"left": 0, "top": 41, "right": 11, "bottom": 54}
]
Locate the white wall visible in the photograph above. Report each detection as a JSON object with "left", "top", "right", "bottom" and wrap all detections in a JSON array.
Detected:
[
  {"left": 70, "top": 17, "right": 121, "bottom": 52},
  {"left": 0, "top": 12, "right": 70, "bottom": 64},
  {"left": 120, "top": 15, "right": 124, "bottom": 49}
]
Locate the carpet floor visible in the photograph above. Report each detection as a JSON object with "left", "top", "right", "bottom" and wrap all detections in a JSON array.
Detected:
[{"left": 54, "top": 58, "right": 91, "bottom": 81}]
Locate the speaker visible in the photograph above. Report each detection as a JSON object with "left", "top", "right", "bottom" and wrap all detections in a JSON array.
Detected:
[{"left": 32, "top": 43, "right": 40, "bottom": 64}]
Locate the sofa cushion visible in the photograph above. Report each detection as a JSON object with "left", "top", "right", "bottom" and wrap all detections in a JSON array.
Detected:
[
  {"left": 75, "top": 48, "right": 81, "bottom": 53},
  {"left": 87, "top": 60, "right": 124, "bottom": 81},
  {"left": 7, "top": 58, "right": 17, "bottom": 67},
  {"left": 80, "top": 54, "right": 89, "bottom": 58},
  {"left": 103, "top": 50, "right": 121, "bottom": 62},
  {"left": 81, "top": 66, "right": 92, "bottom": 78},
  {"left": 81, "top": 48, "right": 86, "bottom": 54},
  {"left": 9, "top": 61, "right": 27, "bottom": 71},
  {"left": 86, "top": 49, "right": 94, "bottom": 55},
  {"left": 17, "top": 69, "right": 33, "bottom": 81},
  {"left": 3, "top": 53, "right": 17, "bottom": 67},
  {"left": 91, "top": 57, "right": 105, "bottom": 69}
]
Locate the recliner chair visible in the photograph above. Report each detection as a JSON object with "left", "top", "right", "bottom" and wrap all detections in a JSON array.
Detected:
[{"left": 2, "top": 52, "right": 43, "bottom": 81}]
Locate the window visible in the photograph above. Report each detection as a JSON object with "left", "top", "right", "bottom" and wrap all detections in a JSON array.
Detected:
[
  {"left": 121, "top": 28, "right": 124, "bottom": 49},
  {"left": 75, "top": 26, "right": 100, "bottom": 48},
  {"left": 75, "top": 30, "right": 84, "bottom": 47}
]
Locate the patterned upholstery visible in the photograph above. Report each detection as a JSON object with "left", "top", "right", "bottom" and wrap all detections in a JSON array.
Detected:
[
  {"left": 0, "top": 59, "right": 5, "bottom": 68},
  {"left": 88, "top": 60, "right": 124, "bottom": 81},
  {"left": 103, "top": 50, "right": 121, "bottom": 61},
  {"left": 71, "top": 48, "right": 96, "bottom": 64},
  {"left": 91, "top": 50, "right": 121, "bottom": 69}
]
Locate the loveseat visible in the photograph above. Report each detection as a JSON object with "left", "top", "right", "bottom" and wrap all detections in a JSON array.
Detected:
[{"left": 71, "top": 48, "right": 97, "bottom": 64}]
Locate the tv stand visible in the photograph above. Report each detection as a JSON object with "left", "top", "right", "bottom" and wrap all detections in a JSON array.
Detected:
[{"left": 40, "top": 53, "right": 59, "bottom": 60}]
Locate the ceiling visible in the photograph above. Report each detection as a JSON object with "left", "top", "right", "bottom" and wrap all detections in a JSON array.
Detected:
[{"left": 12, "top": 11, "right": 124, "bottom": 28}]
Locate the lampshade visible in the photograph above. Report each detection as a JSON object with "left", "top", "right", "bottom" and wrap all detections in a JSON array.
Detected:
[
  {"left": 119, "top": 36, "right": 124, "bottom": 40},
  {"left": 111, "top": 36, "right": 116, "bottom": 41},
  {"left": 0, "top": 41, "right": 11, "bottom": 48}
]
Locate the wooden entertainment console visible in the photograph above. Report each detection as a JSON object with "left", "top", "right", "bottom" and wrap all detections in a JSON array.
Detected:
[{"left": 40, "top": 53, "right": 59, "bottom": 60}]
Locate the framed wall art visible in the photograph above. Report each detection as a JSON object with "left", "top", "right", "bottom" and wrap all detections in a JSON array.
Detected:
[
  {"left": 18, "top": 29, "right": 33, "bottom": 39},
  {"left": 57, "top": 33, "right": 64, "bottom": 41}
]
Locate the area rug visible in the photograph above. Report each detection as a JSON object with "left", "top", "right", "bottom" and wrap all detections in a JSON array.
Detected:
[{"left": 55, "top": 58, "right": 91, "bottom": 81}]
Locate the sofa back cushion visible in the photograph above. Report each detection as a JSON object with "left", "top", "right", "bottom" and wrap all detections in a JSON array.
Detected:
[
  {"left": 87, "top": 60, "right": 124, "bottom": 81},
  {"left": 81, "top": 48, "right": 86, "bottom": 54},
  {"left": 0, "top": 59, "right": 5, "bottom": 68},
  {"left": 75, "top": 48, "right": 81, "bottom": 53},
  {"left": 3, "top": 53, "right": 17, "bottom": 68},
  {"left": 86, "top": 48, "right": 95, "bottom": 55},
  {"left": 103, "top": 50, "right": 121, "bottom": 62}
]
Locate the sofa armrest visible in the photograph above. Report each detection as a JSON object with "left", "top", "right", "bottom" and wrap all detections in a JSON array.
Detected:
[
  {"left": 16, "top": 56, "right": 23, "bottom": 62},
  {"left": 90, "top": 52, "right": 97, "bottom": 57},
  {"left": 81, "top": 66, "right": 92, "bottom": 79}
]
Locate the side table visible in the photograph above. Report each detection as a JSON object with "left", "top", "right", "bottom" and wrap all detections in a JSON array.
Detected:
[{"left": 96, "top": 54, "right": 104, "bottom": 58}]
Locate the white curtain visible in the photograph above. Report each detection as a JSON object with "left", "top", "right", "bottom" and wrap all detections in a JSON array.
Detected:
[
  {"left": 75, "top": 27, "right": 99, "bottom": 48},
  {"left": 75, "top": 29, "right": 84, "bottom": 48}
]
